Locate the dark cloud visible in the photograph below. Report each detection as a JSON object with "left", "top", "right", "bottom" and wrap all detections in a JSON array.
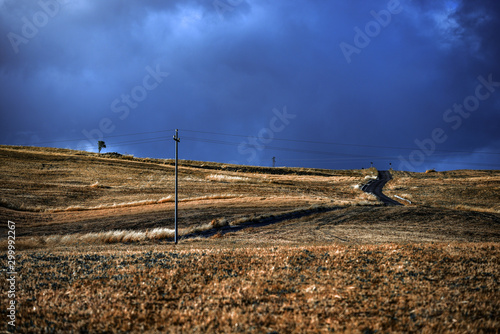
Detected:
[{"left": 0, "top": 0, "right": 499, "bottom": 171}]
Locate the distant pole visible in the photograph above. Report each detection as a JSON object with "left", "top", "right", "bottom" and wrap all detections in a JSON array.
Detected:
[
  {"left": 173, "top": 129, "right": 180, "bottom": 244},
  {"left": 272, "top": 157, "right": 276, "bottom": 168}
]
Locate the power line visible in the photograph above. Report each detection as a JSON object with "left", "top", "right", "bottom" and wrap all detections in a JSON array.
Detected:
[
  {"left": 183, "top": 135, "right": 500, "bottom": 168},
  {"left": 87, "top": 132, "right": 500, "bottom": 167},
  {"left": 182, "top": 136, "right": 493, "bottom": 162},
  {"left": 12, "top": 127, "right": 500, "bottom": 168},
  {"left": 182, "top": 136, "right": 386, "bottom": 159},
  {"left": 33, "top": 129, "right": 176, "bottom": 146},
  {"left": 181, "top": 128, "right": 500, "bottom": 156},
  {"left": 279, "top": 157, "right": 500, "bottom": 168},
  {"left": 106, "top": 136, "right": 172, "bottom": 146},
  {"left": 16, "top": 127, "right": 500, "bottom": 157}
]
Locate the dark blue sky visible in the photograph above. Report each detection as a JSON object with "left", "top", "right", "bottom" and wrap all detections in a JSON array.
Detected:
[{"left": 1, "top": 0, "right": 499, "bottom": 171}]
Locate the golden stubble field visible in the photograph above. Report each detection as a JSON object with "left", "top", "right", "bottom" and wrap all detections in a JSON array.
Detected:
[
  {"left": 2, "top": 243, "right": 498, "bottom": 333},
  {"left": 386, "top": 170, "right": 500, "bottom": 213},
  {"left": 1, "top": 145, "right": 499, "bottom": 333}
]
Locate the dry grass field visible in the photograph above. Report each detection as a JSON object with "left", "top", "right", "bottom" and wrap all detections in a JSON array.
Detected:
[
  {"left": 1, "top": 243, "right": 498, "bottom": 333},
  {"left": 386, "top": 170, "right": 500, "bottom": 213},
  {"left": 1, "top": 145, "right": 499, "bottom": 333},
  {"left": 0, "top": 145, "right": 379, "bottom": 242}
]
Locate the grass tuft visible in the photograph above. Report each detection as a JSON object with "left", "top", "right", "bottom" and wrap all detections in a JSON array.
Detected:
[{"left": 207, "top": 174, "right": 250, "bottom": 182}]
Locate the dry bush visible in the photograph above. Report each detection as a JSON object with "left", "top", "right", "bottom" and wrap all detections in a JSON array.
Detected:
[
  {"left": 11, "top": 228, "right": 176, "bottom": 248},
  {"left": 122, "top": 231, "right": 147, "bottom": 243},
  {"left": 146, "top": 227, "right": 175, "bottom": 240}
]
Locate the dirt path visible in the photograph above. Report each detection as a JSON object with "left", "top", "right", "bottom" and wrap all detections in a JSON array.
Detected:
[{"left": 361, "top": 170, "right": 403, "bottom": 206}]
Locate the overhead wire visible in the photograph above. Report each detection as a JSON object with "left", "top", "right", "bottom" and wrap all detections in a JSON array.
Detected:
[
  {"left": 183, "top": 135, "right": 500, "bottom": 168},
  {"left": 26, "top": 127, "right": 500, "bottom": 157},
  {"left": 33, "top": 129, "right": 176, "bottom": 145},
  {"left": 14, "top": 127, "right": 500, "bottom": 168},
  {"left": 180, "top": 129, "right": 500, "bottom": 156}
]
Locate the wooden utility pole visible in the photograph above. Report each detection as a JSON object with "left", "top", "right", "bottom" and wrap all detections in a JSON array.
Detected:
[{"left": 173, "top": 129, "right": 180, "bottom": 244}]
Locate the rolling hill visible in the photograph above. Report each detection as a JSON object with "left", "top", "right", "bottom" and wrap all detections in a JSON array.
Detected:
[{"left": 1, "top": 145, "right": 499, "bottom": 332}]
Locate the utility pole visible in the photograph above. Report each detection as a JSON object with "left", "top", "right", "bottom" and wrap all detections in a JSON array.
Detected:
[
  {"left": 272, "top": 157, "right": 276, "bottom": 168},
  {"left": 173, "top": 129, "right": 180, "bottom": 244}
]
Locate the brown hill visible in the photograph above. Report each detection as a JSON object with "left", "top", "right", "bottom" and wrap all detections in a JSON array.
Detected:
[{"left": 0, "top": 145, "right": 498, "bottom": 246}]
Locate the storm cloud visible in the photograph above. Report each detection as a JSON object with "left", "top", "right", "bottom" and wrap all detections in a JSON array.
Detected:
[{"left": 1, "top": 0, "right": 499, "bottom": 171}]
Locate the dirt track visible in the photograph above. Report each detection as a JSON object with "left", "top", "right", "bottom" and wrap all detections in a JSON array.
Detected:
[{"left": 362, "top": 170, "right": 403, "bottom": 206}]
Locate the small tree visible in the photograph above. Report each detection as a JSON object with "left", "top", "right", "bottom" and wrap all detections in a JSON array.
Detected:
[{"left": 98, "top": 140, "right": 106, "bottom": 154}]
